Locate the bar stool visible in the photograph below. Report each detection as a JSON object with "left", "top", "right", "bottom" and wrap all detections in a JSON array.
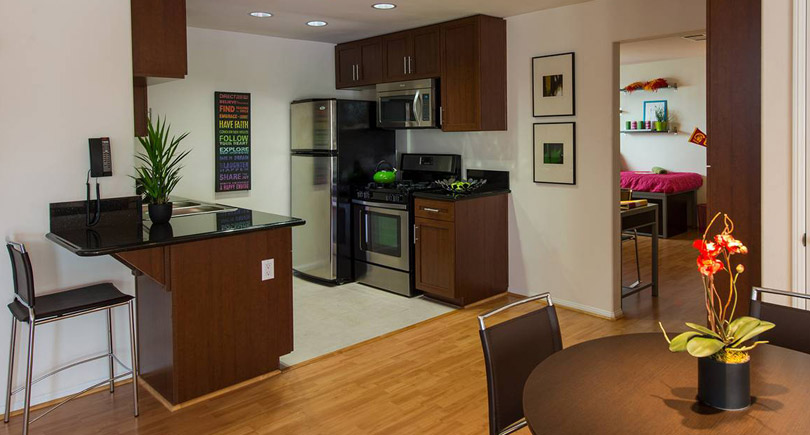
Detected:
[
  {"left": 620, "top": 188, "right": 641, "bottom": 289},
  {"left": 4, "top": 242, "right": 138, "bottom": 435}
]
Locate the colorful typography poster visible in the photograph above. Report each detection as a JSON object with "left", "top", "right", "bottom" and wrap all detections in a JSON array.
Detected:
[{"left": 215, "top": 92, "right": 251, "bottom": 192}]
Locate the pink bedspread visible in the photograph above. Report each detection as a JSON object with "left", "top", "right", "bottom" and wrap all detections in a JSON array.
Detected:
[{"left": 621, "top": 171, "right": 703, "bottom": 194}]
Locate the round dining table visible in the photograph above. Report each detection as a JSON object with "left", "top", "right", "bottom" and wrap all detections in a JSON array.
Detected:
[{"left": 522, "top": 333, "right": 810, "bottom": 434}]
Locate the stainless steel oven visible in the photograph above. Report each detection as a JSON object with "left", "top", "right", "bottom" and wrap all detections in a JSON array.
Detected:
[
  {"left": 376, "top": 79, "right": 437, "bottom": 129},
  {"left": 352, "top": 199, "right": 412, "bottom": 296}
]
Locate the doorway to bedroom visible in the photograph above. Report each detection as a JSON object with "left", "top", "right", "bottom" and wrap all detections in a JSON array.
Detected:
[{"left": 618, "top": 33, "right": 708, "bottom": 319}]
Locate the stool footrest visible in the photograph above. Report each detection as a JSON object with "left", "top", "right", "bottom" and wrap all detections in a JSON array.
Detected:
[{"left": 28, "top": 371, "right": 133, "bottom": 425}]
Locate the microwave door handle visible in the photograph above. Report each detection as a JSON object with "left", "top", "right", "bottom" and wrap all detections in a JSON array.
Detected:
[{"left": 413, "top": 91, "right": 421, "bottom": 125}]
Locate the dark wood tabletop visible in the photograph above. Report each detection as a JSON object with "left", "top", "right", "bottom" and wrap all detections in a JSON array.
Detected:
[{"left": 523, "top": 333, "right": 810, "bottom": 434}]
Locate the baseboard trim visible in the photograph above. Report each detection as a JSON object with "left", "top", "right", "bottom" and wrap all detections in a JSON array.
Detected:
[
  {"left": 554, "top": 298, "right": 624, "bottom": 320},
  {"left": 140, "top": 370, "right": 281, "bottom": 412}
]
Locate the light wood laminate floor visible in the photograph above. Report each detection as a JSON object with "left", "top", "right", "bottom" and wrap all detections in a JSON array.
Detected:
[{"left": 2, "top": 232, "right": 703, "bottom": 434}]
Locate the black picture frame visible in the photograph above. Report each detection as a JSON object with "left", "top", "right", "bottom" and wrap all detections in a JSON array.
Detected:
[
  {"left": 214, "top": 91, "right": 252, "bottom": 192},
  {"left": 531, "top": 52, "right": 576, "bottom": 117},
  {"left": 532, "top": 121, "right": 576, "bottom": 185}
]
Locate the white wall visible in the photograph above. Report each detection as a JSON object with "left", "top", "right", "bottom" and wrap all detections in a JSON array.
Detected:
[
  {"left": 148, "top": 27, "right": 372, "bottom": 216},
  {"left": 398, "top": 0, "right": 705, "bottom": 318},
  {"left": 761, "top": 0, "right": 794, "bottom": 297},
  {"left": 619, "top": 57, "right": 707, "bottom": 202},
  {"left": 0, "top": 0, "right": 136, "bottom": 410}
]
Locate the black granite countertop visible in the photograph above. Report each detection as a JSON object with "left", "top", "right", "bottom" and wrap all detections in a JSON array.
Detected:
[
  {"left": 412, "top": 188, "right": 511, "bottom": 201},
  {"left": 47, "top": 196, "right": 305, "bottom": 256}
]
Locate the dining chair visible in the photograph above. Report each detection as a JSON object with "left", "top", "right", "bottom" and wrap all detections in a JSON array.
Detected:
[
  {"left": 478, "top": 293, "right": 563, "bottom": 435},
  {"left": 620, "top": 188, "right": 641, "bottom": 289},
  {"left": 750, "top": 287, "right": 810, "bottom": 354},
  {"left": 4, "top": 242, "right": 139, "bottom": 435}
]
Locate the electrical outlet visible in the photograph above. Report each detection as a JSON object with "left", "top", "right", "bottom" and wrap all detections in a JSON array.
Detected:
[{"left": 261, "top": 259, "right": 275, "bottom": 281}]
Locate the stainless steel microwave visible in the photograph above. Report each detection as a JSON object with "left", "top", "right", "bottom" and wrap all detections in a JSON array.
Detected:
[{"left": 376, "top": 79, "right": 437, "bottom": 129}]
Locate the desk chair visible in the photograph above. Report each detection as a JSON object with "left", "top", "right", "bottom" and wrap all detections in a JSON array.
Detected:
[
  {"left": 750, "top": 287, "right": 810, "bottom": 354},
  {"left": 621, "top": 188, "right": 641, "bottom": 288},
  {"left": 478, "top": 293, "right": 563, "bottom": 435},
  {"left": 4, "top": 242, "right": 138, "bottom": 435}
]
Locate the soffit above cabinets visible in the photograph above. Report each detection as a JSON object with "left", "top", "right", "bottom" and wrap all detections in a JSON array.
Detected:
[{"left": 186, "top": 0, "right": 592, "bottom": 43}]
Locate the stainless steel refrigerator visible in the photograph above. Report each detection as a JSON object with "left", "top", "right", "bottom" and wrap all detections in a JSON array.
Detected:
[{"left": 291, "top": 99, "right": 395, "bottom": 283}]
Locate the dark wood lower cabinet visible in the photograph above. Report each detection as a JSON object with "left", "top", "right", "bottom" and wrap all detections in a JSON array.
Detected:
[
  {"left": 115, "top": 228, "right": 293, "bottom": 405},
  {"left": 414, "top": 194, "right": 508, "bottom": 306}
]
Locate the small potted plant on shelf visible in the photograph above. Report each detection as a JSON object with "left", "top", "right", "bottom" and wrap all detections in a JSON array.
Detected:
[
  {"left": 134, "top": 116, "right": 190, "bottom": 224},
  {"left": 659, "top": 213, "right": 775, "bottom": 411},
  {"left": 654, "top": 107, "right": 668, "bottom": 132}
]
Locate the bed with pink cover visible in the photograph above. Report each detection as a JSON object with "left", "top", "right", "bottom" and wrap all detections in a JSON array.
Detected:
[{"left": 620, "top": 171, "right": 703, "bottom": 238}]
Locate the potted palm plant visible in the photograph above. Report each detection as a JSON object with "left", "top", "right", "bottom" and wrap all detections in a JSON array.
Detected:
[
  {"left": 659, "top": 213, "right": 775, "bottom": 411},
  {"left": 134, "top": 116, "right": 190, "bottom": 224}
]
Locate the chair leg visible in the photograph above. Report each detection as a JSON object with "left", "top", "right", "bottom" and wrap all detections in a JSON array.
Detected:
[
  {"left": 127, "top": 301, "right": 139, "bottom": 417},
  {"left": 633, "top": 230, "right": 641, "bottom": 285},
  {"left": 4, "top": 318, "right": 17, "bottom": 423},
  {"left": 22, "top": 322, "right": 35, "bottom": 435},
  {"left": 107, "top": 309, "right": 114, "bottom": 394}
]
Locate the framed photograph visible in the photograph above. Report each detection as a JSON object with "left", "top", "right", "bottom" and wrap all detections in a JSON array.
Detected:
[
  {"left": 532, "top": 52, "right": 575, "bottom": 117},
  {"left": 643, "top": 100, "right": 667, "bottom": 123},
  {"left": 533, "top": 122, "right": 576, "bottom": 185}
]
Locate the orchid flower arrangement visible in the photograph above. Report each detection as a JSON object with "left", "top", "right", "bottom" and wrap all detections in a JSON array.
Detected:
[{"left": 659, "top": 213, "right": 775, "bottom": 363}]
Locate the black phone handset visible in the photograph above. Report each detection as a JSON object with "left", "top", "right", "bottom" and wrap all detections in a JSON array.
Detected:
[{"left": 87, "top": 137, "right": 112, "bottom": 227}]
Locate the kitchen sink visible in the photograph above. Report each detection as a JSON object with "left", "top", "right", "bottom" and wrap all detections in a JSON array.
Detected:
[
  {"left": 172, "top": 205, "right": 231, "bottom": 216},
  {"left": 171, "top": 200, "right": 201, "bottom": 208}
]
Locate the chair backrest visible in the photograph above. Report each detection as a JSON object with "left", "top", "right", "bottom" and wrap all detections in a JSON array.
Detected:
[
  {"left": 7, "top": 242, "right": 35, "bottom": 308},
  {"left": 750, "top": 287, "right": 810, "bottom": 354},
  {"left": 478, "top": 294, "right": 563, "bottom": 435},
  {"left": 620, "top": 188, "right": 633, "bottom": 201}
]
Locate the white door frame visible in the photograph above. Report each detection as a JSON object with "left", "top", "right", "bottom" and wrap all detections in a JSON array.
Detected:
[{"left": 793, "top": 0, "right": 808, "bottom": 308}]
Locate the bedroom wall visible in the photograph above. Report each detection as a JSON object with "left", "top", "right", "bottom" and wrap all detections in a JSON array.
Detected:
[
  {"left": 397, "top": 0, "right": 706, "bottom": 318},
  {"left": 619, "top": 56, "right": 708, "bottom": 203}
]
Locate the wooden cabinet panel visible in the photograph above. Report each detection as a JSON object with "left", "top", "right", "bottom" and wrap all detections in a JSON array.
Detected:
[
  {"left": 414, "top": 198, "right": 455, "bottom": 221},
  {"left": 131, "top": 0, "right": 187, "bottom": 78},
  {"left": 359, "top": 39, "right": 383, "bottom": 84},
  {"left": 336, "top": 44, "right": 362, "bottom": 88},
  {"left": 440, "top": 18, "right": 480, "bottom": 131},
  {"left": 415, "top": 217, "right": 456, "bottom": 298},
  {"left": 336, "top": 38, "right": 383, "bottom": 88},
  {"left": 383, "top": 32, "right": 411, "bottom": 82},
  {"left": 411, "top": 26, "right": 441, "bottom": 79}
]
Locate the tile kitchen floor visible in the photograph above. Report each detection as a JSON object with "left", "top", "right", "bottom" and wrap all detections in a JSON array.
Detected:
[{"left": 279, "top": 277, "right": 455, "bottom": 367}]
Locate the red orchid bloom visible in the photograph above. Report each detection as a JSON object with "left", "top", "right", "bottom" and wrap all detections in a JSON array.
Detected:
[
  {"left": 697, "top": 254, "right": 724, "bottom": 276},
  {"left": 693, "top": 239, "right": 722, "bottom": 258},
  {"left": 714, "top": 234, "right": 747, "bottom": 255}
]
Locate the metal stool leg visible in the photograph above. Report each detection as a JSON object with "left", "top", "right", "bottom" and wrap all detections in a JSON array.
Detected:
[
  {"left": 22, "top": 321, "right": 35, "bottom": 435},
  {"left": 632, "top": 230, "right": 641, "bottom": 287},
  {"left": 127, "top": 301, "right": 139, "bottom": 417},
  {"left": 107, "top": 308, "right": 114, "bottom": 393},
  {"left": 4, "top": 318, "right": 17, "bottom": 423}
]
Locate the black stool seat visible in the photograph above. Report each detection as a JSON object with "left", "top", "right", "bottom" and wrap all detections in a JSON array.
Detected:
[{"left": 7, "top": 283, "right": 132, "bottom": 323}]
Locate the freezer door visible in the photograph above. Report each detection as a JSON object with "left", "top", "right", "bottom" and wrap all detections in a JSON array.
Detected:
[
  {"left": 291, "top": 100, "right": 337, "bottom": 152},
  {"left": 291, "top": 154, "right": 338, "bottom": 281}
]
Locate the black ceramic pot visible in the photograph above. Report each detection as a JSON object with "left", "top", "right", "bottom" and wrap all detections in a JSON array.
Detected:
[
  {"left": 148, "top": 202, "right": 172, "bottom": 224},
  {"left": 697, "top": 357, "right": 751, "bottom": 410},
  {"left": 148, "top": 222, "right": 174, "bottom": 241}
]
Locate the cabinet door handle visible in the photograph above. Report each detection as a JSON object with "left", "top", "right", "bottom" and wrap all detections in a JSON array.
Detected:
[
  {"left": 357, "top": 64, "right": 361, "bottom": 81},
  {"left": 439, "top": 107, "right": 443, "bottom": 126},
  {"left": 404, "top": 57, "right": 408, "bottom": 75},
  {"left": 423, "top": 207, "right": 440, "bottom": 213},
  {"left": 408, "top": 56, "right": 412, "bottom": 74},
  {"left": 414, "top": 224, "right": 419, "bottom": 243},
  {"left": 351, "top": 65, "right": 356, "bottom": 81}
]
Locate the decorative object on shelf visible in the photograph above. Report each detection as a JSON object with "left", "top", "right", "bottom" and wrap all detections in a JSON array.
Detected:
[
  {"left": 533, "top": 122, "right": 576, "bottom": 185},
  {"left": 631, "top": 121, "right": 638, "bottom": 130},
  {"left": 532, "top": 52, "right": 575, "bottom": 117},
  {"left": 689, "top": 128, "right": 708, "bottom": 146},
  {"left": 626, "top": 121, "right": 632, "bottom": 130},
  {"left": 654, "top": 106, "right": 668, "bottom": 132},
  {"left": 643, "top": 100, "right": 667, "bottom": 125},
  {"left": 435, "top": 178, "right": 487, "bottom": 194},
  {"left": 133, "top": 116, "right": 191, "bottom": 224},
  {"left": 659, "top": 213, "right": 775, "bottom": 411},
  {"left": 372, "top": 160, "right": 397, "bottom": 184},
  {"left": 621, "top": 78, "right": 677, "bottom": 93},
  {"left": 215, "top": 91, "right": 251, "bottom": 192}
]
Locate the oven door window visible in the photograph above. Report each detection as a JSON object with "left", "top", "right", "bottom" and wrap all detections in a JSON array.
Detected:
[
  {"left": 363, "top": 211, "right": 402, "bottom": 257},
  {"left": 380, "top": 95, "right": 417, "bottom": 124}
]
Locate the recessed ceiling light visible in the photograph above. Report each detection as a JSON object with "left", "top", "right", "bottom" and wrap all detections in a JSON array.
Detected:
[
  {"left": 249, "top": 11, "right": 273, "bottom": 18},
  {"left": 372, "top": 3, "right": 397, "bottom": 9},
  {"left": 306, "top": 20, "right": 328, "bottom": 27}
]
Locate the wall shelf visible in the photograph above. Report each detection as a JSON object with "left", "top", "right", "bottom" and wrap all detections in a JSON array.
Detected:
[
  {"left": 620, "top": 129, "right": 678, "bottom": 135},
  {"left": 619, "top": 84, "right": 678, "bottom": 93}
]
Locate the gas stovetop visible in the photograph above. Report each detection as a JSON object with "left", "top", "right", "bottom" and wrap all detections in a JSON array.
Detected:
[{"left": 355, "top": 181, "right": 435, "bottom": 204}]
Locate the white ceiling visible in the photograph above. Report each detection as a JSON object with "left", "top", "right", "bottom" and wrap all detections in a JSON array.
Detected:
[
  {"left": 186, "top": 0, "right": 592, "bottom": 44},
  {"left": 620, "top": 34, "right": 706, "bottom": 65}
]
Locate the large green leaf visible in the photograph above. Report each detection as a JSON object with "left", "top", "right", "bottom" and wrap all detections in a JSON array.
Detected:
[
  {"left": 685, "top": 323, "right": 722, "bottom": 340},
  {"left": 732, "top": 321, "right": 776, "bottom": 347},
  {"left": 669, "top": 331, "right": 702, "bottom": 352},
  {"left": 728, "top": 316, "right": 760, "bottom": 337},
  {"left": 686, "top": 337, "right": 726, "bottom": 358}
]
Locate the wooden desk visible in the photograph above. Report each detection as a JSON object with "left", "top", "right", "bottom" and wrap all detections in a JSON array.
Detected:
[
  {"left": 621, "top": 204, "right": 658, "bottom": 298},
  {"left": 523, "top": 333, "right": 810, "bottom": 434}
]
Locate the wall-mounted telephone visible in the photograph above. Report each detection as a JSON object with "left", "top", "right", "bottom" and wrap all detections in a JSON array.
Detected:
[
  {"left": 89, "top": 137, "right": 113, "bottom": 177},
  {"left": 87, "top": 137, "right": 112, "bottom": 226}
]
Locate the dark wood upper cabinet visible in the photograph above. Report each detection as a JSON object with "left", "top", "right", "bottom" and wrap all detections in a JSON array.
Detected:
[
  {"left": 336, "top": 37, "right": 383, "bottom": 88},
  {"left": 382, "top": 26, "right": 441, "bottom": 82},
  {"left": 382, "top": 32, "right": 412, "bottom": 82},
  {"left": 440, "top": 15, "right": 506, "bottom": 132},
  {"left": 131, "top": 0, "right": 187, "bottom": 79}
]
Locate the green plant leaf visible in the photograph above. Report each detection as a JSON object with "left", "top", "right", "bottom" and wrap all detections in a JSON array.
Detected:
[
  {"left": 732, "top": 321, "right": 776, "bottom": 347},
  {"left": 728, "top": 316, "right": 760, "bottom": 337},
  {"left": 686, "top": 337, "right": 726, "bottom": 358},
  {"left": 685, "top": 322, "right": 722, "bottom": 340},
  {"left": 669, "top": 331, "right": 702, "bottom": 352},
  {"left": 133, "top": 115, "right": 190, "bottom": 204}
]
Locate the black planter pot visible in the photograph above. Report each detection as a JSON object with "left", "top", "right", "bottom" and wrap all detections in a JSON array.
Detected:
[
  {"left": 697, "top": 357, "right": 751, "bottom": 410},
  {"left": 148, "top": 202, "right": 173, "bottom": 224},
  {"left": 148, "top": 223, "right": 174, "bottom": 241}
]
